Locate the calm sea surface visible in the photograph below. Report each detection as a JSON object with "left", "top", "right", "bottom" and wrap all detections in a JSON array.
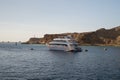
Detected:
[{"left": 0, "top": 43, "right": 120, "bottom": 80}]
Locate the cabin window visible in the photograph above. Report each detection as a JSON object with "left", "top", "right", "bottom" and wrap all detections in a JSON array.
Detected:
[
  {"left": 70, "top": 44, "right": 78, "bottom": 47},
  {"left": 53, "top": 40, "right": 67, "bottom": 42},
  {"left": 50, "top": 44, "right": 67, "bottom": 46}
]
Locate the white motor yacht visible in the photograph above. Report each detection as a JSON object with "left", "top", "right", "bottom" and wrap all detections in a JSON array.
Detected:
[{"left": 47, "top": 36, "right": 82, "bottom": 52}]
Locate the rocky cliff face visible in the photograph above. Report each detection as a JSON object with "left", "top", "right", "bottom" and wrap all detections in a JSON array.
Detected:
[{"left": 25, "top": 26, "right": 120, "bottom": 46}]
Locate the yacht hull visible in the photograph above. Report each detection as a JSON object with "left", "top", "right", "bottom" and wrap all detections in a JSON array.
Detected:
[{"left": 48, "top": 45, "right": 82, "bottom": 52}]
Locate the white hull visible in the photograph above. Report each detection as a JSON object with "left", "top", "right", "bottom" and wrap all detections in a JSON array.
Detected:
[
  {"left": 48, "top": 45, "right": 69, "bottom": 51},
  {"left": 48, "top": 45, "right": 82, "bottom": 52}
]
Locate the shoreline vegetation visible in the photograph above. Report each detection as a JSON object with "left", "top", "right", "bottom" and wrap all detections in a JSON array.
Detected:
[{"left": 23, "top": 26, "right": 120, "bottom": 46}]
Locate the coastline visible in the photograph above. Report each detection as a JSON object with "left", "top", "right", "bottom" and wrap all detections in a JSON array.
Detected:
[{"left": 23, "top": 26, "right": 120, "bottom": 46}]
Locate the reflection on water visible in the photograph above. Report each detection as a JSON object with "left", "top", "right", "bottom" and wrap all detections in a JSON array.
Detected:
[{"left": 0, "top": 43, "right": 120, "bottom": 80}]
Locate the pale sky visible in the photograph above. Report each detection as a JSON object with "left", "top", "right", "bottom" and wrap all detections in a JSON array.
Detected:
[{"left": 0, "top": 0, "right": 120, "bottom": 42}]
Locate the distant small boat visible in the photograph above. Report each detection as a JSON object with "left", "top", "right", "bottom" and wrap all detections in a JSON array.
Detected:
[
  {"left": 104, "top": 48, "right": 107, "bottom": 51},
  {"left": 47, "top": 35, "right": 82, "bottom": 52},
  {"left": 30, "top": 48, "right": 34, "bottom": 50}
]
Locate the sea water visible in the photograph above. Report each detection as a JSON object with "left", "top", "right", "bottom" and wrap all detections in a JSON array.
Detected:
[{"left": 0, "top": 43, "right": 120, "bottom": 80}]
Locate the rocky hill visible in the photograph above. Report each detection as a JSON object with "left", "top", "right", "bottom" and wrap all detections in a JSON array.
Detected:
[{"left": 25, "top": 26, "right": 120, "bottom": 46}]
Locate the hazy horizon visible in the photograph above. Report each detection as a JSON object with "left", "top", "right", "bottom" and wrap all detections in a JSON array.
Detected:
[{"left": 0, "top": 0, "right": 120, "bottom": 42}]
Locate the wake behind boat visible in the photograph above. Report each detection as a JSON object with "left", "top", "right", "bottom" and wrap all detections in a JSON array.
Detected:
[{"left": 47, "top": 35, "right": 82, "bottom": 52}]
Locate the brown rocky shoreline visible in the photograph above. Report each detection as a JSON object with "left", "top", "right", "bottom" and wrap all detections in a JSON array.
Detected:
[{"left": 23, "top": 26, "right": 120, "bottom": 46}]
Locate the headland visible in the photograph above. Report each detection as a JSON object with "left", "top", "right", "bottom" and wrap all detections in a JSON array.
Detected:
[{"left": 23, "top": 26, "right": 120, "bottom": 46}]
